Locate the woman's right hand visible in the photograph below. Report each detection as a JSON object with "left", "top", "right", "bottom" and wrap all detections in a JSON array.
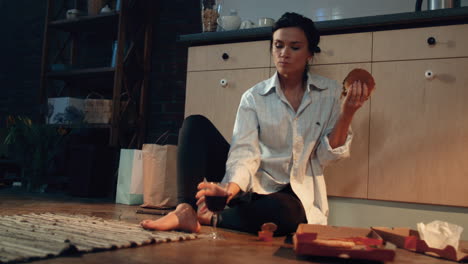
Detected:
[{"left": 226, "top": 182, "right": 240, "bottom": 203}]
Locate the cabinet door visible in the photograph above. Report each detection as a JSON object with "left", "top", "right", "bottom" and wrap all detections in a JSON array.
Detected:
[
  {"left": 310, "top": 63, "right": 371, "bottom": 198},
  {"left": 185, "top": 68, "right": 270, "bottom": 142},
  {"left": 369, "top": 58, "right": 468, "bottom": 207}
]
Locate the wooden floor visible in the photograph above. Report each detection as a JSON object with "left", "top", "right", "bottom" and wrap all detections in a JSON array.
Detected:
[{"left": 0, "top": 189, "right": 460, "bottom": 264}]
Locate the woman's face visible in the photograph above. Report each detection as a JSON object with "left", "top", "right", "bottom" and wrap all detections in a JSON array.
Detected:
[{"left": 272, "top": 27, "right": 313, "bottom": 77}]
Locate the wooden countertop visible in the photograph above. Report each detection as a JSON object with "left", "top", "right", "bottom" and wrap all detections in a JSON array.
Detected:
[{"left": 178, "top": 7, "right": 468, "bottom": 46}]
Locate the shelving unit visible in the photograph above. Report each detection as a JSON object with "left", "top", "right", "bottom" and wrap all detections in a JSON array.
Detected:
[
  {"left": 48, "top": 12, "right": 119, "bottom": 32},
  {"left": 47, "top": 67, "right": 115, "bottom": 80},
  {"left": 39, "top": 0, "right": 155, "bottom": 148}
]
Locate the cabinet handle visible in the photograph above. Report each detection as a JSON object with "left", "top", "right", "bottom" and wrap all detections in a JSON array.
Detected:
[
  {"left": 427, "top": 37, "right": 436, "bottom": 45},
  {"left": 222, "top": 53, "right": 229, "bottom": 60},
  {"left": 425, "top": 70, "right": 434, "bottom": 80},
  {"left": 220, "top": 79, "right": 228, "bottom": 87}
]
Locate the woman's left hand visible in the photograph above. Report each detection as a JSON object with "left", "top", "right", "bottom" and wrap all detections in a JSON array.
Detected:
[
  {"left": 343, "top": 80, "right": 369, "bottom": 116},
  {"left": 329, "top": 80, "right": 370, "bottom": 148},
  {"left": 195, "top": 182, "right": 239, "bottom": 214}
]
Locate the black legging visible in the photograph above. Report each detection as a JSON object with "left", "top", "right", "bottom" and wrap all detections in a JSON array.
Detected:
[{"left": 177, "top": 115, "right": 307, "bottom": 235}]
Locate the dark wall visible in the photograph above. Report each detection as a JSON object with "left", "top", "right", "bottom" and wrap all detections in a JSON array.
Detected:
[
  {"left": 0, "top": 0, "right": 47, "bottom": 128},
  {"left": 146, "top": 0, "right": 201, "bottom": 145},
  {"left": 0, "top": 0, "right": 201, "bottom": 144}
]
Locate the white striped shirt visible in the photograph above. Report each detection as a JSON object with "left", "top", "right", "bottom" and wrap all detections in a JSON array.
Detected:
[{"left": 222, "top": 71, "right": 353, "bottom": 224}]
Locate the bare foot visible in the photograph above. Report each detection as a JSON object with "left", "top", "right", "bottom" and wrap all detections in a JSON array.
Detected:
[{"left": 140, "top": 203, "right": 201, "bottom": 233}]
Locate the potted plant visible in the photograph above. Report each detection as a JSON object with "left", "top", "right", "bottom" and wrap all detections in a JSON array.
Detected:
[{"left": 4, "top": 116, "right": 71, "bottom": 192}]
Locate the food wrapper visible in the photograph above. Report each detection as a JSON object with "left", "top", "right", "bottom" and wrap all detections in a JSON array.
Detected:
[{"left": 417, "top": 220, "right": 463, "bottom": 250}]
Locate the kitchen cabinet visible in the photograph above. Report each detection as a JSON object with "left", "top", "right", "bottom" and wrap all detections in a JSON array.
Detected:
[
  {"left": 185, "top": 68, "right": 270, "bottom": 141},
  {"left": 373, "top": 24, "right": 468, "bottom": 61},
  {"left": 184, "top": 24, "right": 468, "bottom": 207},
  {"left": 185, "top": 41, "right": 271, "bottom": 142},
  {"left": 370, "top": 24, "right": 468, "bottom": 207},
  {"left": 267, "top": 32, "right": 373, "bottom": 67},
  {"left": 188, "top": 41, "right": 271, "bottom": 71},
  {"left": 370, "top": 55, "right": 468, "bottom": 207}
]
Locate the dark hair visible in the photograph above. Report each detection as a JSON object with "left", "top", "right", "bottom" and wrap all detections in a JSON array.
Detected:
[{"left": 271, "top": 12, "right": 321, "bottom": 55}]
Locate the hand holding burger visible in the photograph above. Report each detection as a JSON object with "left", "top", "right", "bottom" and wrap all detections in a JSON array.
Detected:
[
  {"left": 341, "top": 68, "right": 375, "bottom": 115},
  {"left": 341, "top": 68, "right": 376, "bottom": 99}
]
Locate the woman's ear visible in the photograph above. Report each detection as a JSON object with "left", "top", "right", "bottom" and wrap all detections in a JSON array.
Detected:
[{"left": 307, "top": 56, "right": 314, "bottom": 64}]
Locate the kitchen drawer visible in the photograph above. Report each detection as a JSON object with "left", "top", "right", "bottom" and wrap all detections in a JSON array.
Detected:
[
  {"left": 312, "top": 32, "right": 372, "bottom": 65},
  {"left": 373, "top": 24, "right": 468, "bottom": 61},
  {"left": 187, "top": 41, "right": 271, "bottom": 71},
  {"left": 185, "top": 68, "right": 269, "bottom": 141},
  {"left": 268, "top": 32, "right": 372, "bottom": 67}
]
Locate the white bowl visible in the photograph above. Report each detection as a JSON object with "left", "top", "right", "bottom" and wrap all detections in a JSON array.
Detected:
[{"left": 218, "top": 15, "right": 241, "bottom": 31}]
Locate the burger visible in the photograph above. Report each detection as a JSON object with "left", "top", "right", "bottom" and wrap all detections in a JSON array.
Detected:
[{"left": 341, "top": 68, "right": 376, "bottom": 99}]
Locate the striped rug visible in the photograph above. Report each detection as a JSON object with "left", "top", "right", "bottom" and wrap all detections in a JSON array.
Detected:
[{"left": 0, "top": 213, "right": 197, "bottom": 263}]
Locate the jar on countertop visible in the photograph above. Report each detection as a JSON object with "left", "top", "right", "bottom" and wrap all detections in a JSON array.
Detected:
[{"left": 201, "top": 0, "right": 222, "bottom": 32}]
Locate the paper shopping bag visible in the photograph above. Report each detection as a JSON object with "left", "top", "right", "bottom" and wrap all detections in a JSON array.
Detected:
[
  {"left": 115, "top": 149, "right": 144, "bottom": 205},
  {"left": 141, "top": 144, "right": 178, "bottom": 209}
]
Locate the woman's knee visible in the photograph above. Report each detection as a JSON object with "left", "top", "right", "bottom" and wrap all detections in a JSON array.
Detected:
[
  {"left": 180, "top": 115, "right": 214, "bottom": 139},
  {"left": 245, "top": 194, "right": 306, "bottom": 235},
  {"left": 182, "top": 115, "right": 211, "bottom": 128},
  {"left": 264, "top": 194, "right": 306, "bottom": 233}
]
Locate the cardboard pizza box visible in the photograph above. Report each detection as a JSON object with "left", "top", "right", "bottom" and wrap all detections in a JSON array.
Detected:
[
  {"left": 372, "top": 227, "right": 468, "bottom": 262},
  {"left": 293, "top": 224, "right": 395, "bottom": 262}
]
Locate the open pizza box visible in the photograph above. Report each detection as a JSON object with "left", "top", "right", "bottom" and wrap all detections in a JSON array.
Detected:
[
  {"left": 372, "top": 227, "right": 468, "bottom": 262},
  {"left": 293, "top": 224, "right": 395, "bottom": 262}
]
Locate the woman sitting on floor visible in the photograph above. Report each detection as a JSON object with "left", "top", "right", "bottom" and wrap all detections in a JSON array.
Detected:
[{"left": 140, "top": 12, "right": 369, "bottom": 235}]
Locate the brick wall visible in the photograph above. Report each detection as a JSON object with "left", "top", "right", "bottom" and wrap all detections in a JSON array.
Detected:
[
  {"left": 145, "top": 0, "right": 201, "bottom": 145},
  {"left": 0, "top": 0, "right": 46, "bottom": 128}
]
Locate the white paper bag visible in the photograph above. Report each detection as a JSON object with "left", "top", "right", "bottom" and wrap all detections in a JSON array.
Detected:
[{"left": 115, "top": 149, "right": 144, "bottom": 205}]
